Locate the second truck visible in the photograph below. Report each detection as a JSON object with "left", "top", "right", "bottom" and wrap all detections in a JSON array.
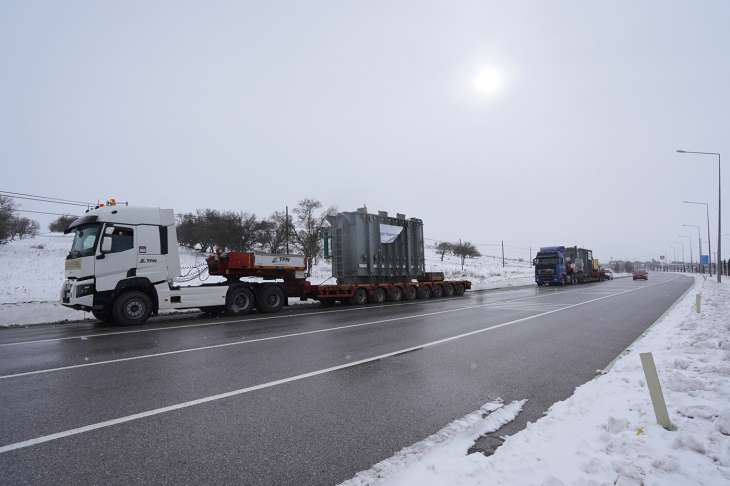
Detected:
[{"left": 533, "top": 245, "right": 606, "bottom": 286}]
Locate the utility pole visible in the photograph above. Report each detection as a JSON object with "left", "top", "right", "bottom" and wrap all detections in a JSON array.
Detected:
[{"left": 286, "top": 206, "right": 289, "bottom": 254}]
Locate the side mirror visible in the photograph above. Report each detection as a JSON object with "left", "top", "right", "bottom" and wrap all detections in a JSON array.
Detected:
[
  {"left": 104, "top": 226, "right": 114, "bottom": 235},
  {"left": 560, "top": 258, "right": 564, "bottom": 265},
  {"left": 101, "top": 237, "right": 112, "bottom": 253},
  {"left": 532, "top": 259, "right": 536, "bottom": 266}
]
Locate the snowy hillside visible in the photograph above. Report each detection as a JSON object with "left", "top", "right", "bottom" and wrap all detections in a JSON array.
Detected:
[{"left": 0, "top": 233, "right": 535, "bottom": 326}]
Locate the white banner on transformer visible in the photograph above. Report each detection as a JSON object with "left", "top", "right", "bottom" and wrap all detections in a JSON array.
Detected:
[{"left": 380, "top": 224, "right": 404, "bottom": 243}]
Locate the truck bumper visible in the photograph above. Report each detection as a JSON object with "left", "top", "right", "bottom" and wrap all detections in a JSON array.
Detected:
[
  {"left": 59, "top": 280, "right": 94, "bottom": 311},
  {"left": 536, "top": 275, "right": 561, "bottom": 284}
]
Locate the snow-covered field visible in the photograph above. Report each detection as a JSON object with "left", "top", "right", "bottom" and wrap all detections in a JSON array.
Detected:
[
  {"left": 342, "top": 275, "right": 730, "bottom": 486},
  {"left": 0, "top": 232, "right": 536, "bottom": 326}
]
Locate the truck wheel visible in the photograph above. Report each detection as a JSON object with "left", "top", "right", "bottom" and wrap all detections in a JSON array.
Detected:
[
  {"left": 388, "top": 286, "right": 403, "bottom": 302},
  {"left": 432, "top": 285, "right": 444, "bottom": 298},
  {"left": 225, "top": 287, "right": 254, "bottom": 316},
  {"left": 112, "top": 291, "right": 153, "bottom": 326},
  {"left": 419, "top": 285, "right": 432, "bottom": 299},
  {"left": 91, "top": 310, "right": 112, "bottom": 322},
  {"left": 455, "top": 283, "right": 466, "bottom": 296},
  {"left": 404, "top": 286, "right": 418, "bottom": 300},
  {"left": 259, "top": 286, "right": 286, "bottom": 313},
  {"left": 369, "top": 287, "right": 386, "bottom": 304},
  {"left": 445, "top": 284, "right": 456, "bottom": 296},
  {"left": 560, "top": 276, "right": 566, "bottom": 286},
  {"left": 350, "top": 288, "right": 368, "bottom": 305}
]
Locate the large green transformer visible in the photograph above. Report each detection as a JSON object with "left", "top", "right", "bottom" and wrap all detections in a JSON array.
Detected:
[{"left": 326, "top": 207, "right": 425, "bottom": 284}]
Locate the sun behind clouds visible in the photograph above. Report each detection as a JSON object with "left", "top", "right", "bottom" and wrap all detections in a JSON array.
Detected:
[{"left": 474, "top": 68, "right": 502, "bottom": 95}]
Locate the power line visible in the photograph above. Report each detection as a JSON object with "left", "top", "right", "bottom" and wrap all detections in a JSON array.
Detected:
[
  {"left": 0, "top": 190, "right": 94, "bottom": 206},
  {"left": 14, "top": 209, "right": 79, "bottom": 217}
]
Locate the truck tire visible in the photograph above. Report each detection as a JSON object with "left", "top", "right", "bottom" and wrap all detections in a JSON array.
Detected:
[
  {"left": 404, "top": 285, "right": 418, "bottom": 301},
  {"left": 369, "top": 287, "right": 386, "bottom": 304},
  {"left": 112, "top": 291, "right": 153, "bottom": 326},
  {"left": 432, "top": 285, "right": 444, "bottom": 298},
  {"left": 445, "top": 284, "right": 456, "bottom": 297},
  {"left": 258, "top": 286, "right": 286, "bottom": 313},
  {"left": 91, "top": 309, "right": 112, "bottom": 322},
  {"left": 561, "top": 276, "right": 566, "bottom": 286},
  {"left": 388, "top": 286, "right": 403, "bottom": 302},
  {"left": 225, "top": 287, "right": 255, "bottom": 316},
  {"left": 350, "top": 288, "right": 368, "bottom": 305},
  {"left": 419, "top": 285, "right": 432, "bottom": 299},
  {"left": 455, "top": 283, "right": 466, "bottom": 296}
]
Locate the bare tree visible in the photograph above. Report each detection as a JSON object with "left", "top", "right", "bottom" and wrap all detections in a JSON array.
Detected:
[
  {"left": 0, "top": 196, "right": 17, "bottom": 244},
  {"left": 435, "top": 242, "right": 453, "bottom": 261},
  {"left": 293, "top": 198, "right": 338, "bottom": 275},
  {"left": 260, "top": 210, "right": 295, "bottom": 254},
  {"left": 10, "top": 217, "right": 40, "bottom": 240},
  {"left": 49, "top": 214, "right": 78, "bottom": 233}
]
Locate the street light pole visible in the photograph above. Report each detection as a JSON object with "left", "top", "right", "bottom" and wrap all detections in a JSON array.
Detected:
[
  {"left": 677, "top": 150, "right": 721, "bottom": 282},
  {"left": 679, "top": 235, "right": 693, "bottom": 272},
  {"left": 674, "top": 241, "right": 685, "bottom": 271},
  {"left": 684, "top": 224, "right": 702, "bottom": 273},
  {"left": 684, "top": 201, "right": 712, "bottom": 276}
]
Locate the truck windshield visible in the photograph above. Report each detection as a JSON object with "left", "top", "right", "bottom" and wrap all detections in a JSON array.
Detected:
[
  {"left": 69, "top": 223, "right": 101, "bottom": 258},
  {"left": 535, "top": 257, "right": 559, "bottom": 265}
]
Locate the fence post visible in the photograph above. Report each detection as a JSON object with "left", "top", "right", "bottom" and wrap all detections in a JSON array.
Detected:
[{"left": 640, "top": 352, "right": 672, "bottom": 430}]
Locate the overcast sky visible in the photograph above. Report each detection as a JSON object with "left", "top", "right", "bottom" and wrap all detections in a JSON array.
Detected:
[{"left": 2, "top": 1, "right": 728, "bottom": 263}]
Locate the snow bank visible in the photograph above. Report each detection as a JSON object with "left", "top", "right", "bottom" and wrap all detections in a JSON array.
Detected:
[{"left": 340, "top": 275, "right": 730, "bottom": 485}]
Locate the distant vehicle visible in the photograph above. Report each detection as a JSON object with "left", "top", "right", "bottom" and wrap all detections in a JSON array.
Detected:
[
  {"left": 533, "top": 246, "right": 605, "bottom": 286},
  {"left": 632, "top": 269, "right": 648, "bottom": 280},
  {"left": 604, "top": 268, "right": 614, "bottom": 280}
]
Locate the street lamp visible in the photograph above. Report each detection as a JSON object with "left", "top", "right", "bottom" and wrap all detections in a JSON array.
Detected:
[
  {"left": 679, "top": 235, "right": 693, "bottom": 272},
  {"left": 684, "top": 224, "right": 703, "bottom": 273},
  {"left": 673, "top": 241, "right": 685, "bottom": 271},
  {"left": 684, "top": 201, "right": 712, "bottom": 275},
  {"left": 677, "top": 150, "right": 721, "bottom": 282}
]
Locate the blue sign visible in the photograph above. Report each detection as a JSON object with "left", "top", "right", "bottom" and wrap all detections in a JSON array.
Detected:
[{"left": 701, "top": 255, "right": 709, "bottom": 265}]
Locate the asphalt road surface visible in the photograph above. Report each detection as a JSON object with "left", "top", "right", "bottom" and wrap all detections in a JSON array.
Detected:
[{"left": 0, "top": 273, "right": 693, "bottom": 485}]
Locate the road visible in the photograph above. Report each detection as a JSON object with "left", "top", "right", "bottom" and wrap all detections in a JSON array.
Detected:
[{"left": 0, "top": 273, "right": 693, "bottom": 485}]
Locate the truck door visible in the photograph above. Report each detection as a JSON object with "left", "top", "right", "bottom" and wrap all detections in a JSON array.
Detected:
[{"left": 95, "top": 225, "right": 138, "bottom": 292}]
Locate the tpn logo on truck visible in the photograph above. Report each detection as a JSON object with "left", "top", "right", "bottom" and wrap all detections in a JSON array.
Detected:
[
  {"left": 271, "top": 257, "right": 291, "bottom": 263},
  {"left": 139, "top": 258, "right": 158, "bottom": 264}
]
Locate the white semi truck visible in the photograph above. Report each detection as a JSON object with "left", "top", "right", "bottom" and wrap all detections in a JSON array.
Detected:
[{"left": 60, "top": 201, "right": 303, "bottom": 325}]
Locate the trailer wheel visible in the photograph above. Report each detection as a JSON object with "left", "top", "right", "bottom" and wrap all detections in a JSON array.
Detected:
[
  {"left": 369, "top": 287, "right": 386, "bottom": 304},
  {"left": 455, "top": 283, "right": 466, "bottom": 296},
  {"left": 259, "top": 286, "right": 286, "bottom": 313},
  {"left": 432, "top": 285, "right": 444, "bottom": 298},
  {"left": 91, "top": 310, "right": 112, "bottom": 322},
  {"left": 419, "top": 285, "right": 432, "bottom": 299},
  {"left": 112, "top": 291, "right": 153, "bottom": 326},
  {"left": 388, "top": 286, "right": 403, "bottom": 302},
  {"left": 404, "top": 286, "right": 418, "bottom": 301},
  {"left": 225, "top": 287, "right": 255, "bottom": 316},
  {"left": 445, "top": 284, "right": 456, "bottom": 297},
  {"left": 350, "top": 288, "right": 368, "bottom": 305}
]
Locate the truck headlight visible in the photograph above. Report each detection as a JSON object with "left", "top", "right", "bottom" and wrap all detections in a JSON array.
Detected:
[{"left": 75, "top": 283, "right": 95, "bottom": 298}]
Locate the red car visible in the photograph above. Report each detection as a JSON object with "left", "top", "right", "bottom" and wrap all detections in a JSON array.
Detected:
[{"left": 633, "top": 269, "right": 648, "bottom": 280}]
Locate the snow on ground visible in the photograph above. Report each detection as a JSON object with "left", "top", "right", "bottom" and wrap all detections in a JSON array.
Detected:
[
  {"left": 340, "top": 275, "right": 730, "bottom": 486},
  {"left": 0, "top": 234, "right": 536, "bottom": 326}
]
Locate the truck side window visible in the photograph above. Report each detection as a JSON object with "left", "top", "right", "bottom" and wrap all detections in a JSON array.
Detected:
[{"left": 109, "top": 227, "right": 134, "bottom": 253}]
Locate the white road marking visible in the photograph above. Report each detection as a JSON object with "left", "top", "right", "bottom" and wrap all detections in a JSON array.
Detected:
[{"left": 0, "top": 276, "right": 681, "bottom": 454}]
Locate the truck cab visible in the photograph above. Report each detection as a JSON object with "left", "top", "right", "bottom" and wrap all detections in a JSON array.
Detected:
[
  {"left": 533, "top": 246, "right": 572, "bottom": 286},
  {"left": 60, "top": 202, "right": 235, "bottom": 325}
]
